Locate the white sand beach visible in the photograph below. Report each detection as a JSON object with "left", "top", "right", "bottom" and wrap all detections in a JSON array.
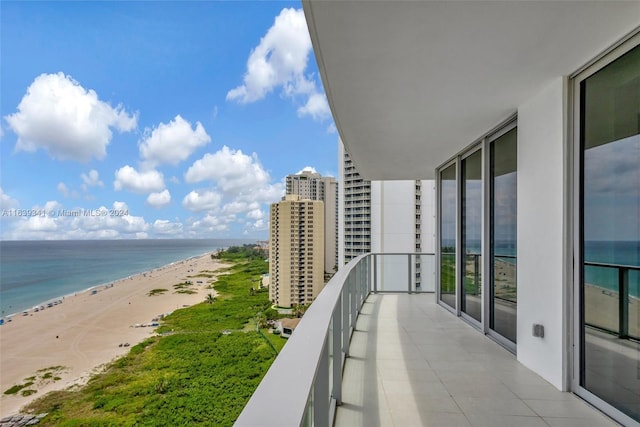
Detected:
[{"left": 0, "top": 253, "right": 227, "bottom": 416}]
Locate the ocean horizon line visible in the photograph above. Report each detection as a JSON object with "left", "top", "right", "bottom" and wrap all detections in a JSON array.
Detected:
[{"left": 0, "top": 239, "right": 258, "bottom": 316}]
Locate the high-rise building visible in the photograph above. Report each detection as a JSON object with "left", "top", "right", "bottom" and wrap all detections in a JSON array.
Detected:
[
  {"left": 269, "top": 195, "right": 325, "bottom": 308},
  {"left": 370, "top": 179, "right": 436, "bottom": 290},
  {"left": 338, "top": 139, "right": 371, "bottom": 264},
  {"left": 286, "top": 170, "right": 338, "bottom": 274},
  {"left": 340, "top": 138, "right": 435, "bottom": 280}
]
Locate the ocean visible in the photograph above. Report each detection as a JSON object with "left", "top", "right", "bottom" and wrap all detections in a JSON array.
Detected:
[
  {"left": 0, "top": 239, "right": 256, "bottom": 317},
  {"left": 584, "top": 240, "right": 639, "bottom": 298},
  {"left": 442, "top": 239, "right": 639, "bottom": 298}
]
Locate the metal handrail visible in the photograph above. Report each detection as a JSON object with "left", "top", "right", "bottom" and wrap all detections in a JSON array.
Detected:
[
  {"left": 584, "top": 261, "right": 639, "bottom": 340},
  {"left": 235, "top": 253, "right": 436, "bottom": 427},
  {"left": 235, "top": 254, "right": 370, "bottom": 427}
]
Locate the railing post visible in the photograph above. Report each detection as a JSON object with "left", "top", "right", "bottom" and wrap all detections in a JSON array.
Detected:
[
  {"left": 408, "top": 254, "right": 412, "bottom": 293},
  {"left": 368, "top": 256, "right": 372, "bottom": 294},
  {"left": 360, "top": 259, "right": 366, "bottom": 308},
  {"left": 342, "top": 285, "right": 349, "bottom": 356},
  {"left": 332, "top": 300, "right": 342, "bottom": 405},
  {"left": 619, "top": 267, "right": 629, "bottom": 339},
  {"left": 314, "top": 339, "right": 329, "bottom": 427},
  {"left": 351, "top": 270, "right": 357, "bottom": 327},
  {"left": 373, "top": 254, "right": 378, "bottom": 292}
]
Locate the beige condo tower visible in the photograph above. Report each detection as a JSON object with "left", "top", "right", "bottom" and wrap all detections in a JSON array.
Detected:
[
  {"left": 286, "top": 170, "right": 338, "bottom": 274},
  {"left": 269, "top": 195, "right": 325, "bottom": 308}
]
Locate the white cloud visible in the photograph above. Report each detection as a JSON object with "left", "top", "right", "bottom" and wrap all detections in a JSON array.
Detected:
[
  {"left": 81, "top": 169, "right": 104, "bottom": 190},
  {"left": 0, "top": 200, "right": 189, "bottom": 240},
  {"left": 227, "top": 8, "right": 330, "bottom": 122},
  {"left": 185, "top": 146, "right": 269, "bottom": 192},
  {"left": 246, "top": 208, "right": 265, "bottom": 220},
  {"left": 182, "top": 190, "right": 223, "bottom": 212},
  {"left": 243, "top": 217, "right": 269, "bottom": 234},
  {"left": 114, "top": 165, "right": 165, "bottom": 194},
  {"left": 237, "top": 182, "right": 284, "bottom": 204},
  {"left": 57, "top": 182, "right": 69, "bottom": 197},
  {"left": 147, "top": 189, "right": 171, "bottom": 208},
  {"left": 57, "top": 182, "right": 81, "bottom": 198},
  {"left": 227, "top": 8, "right": 311, "bottom": 103},
  {"left": 327, "top": 123, "right": 337, "bottom": 134},
  {"left": 297, "top": 166, "right": 317, "bottom": 174},
  {"left": 188, "top": 213, "right": 233, "bottom": 234},
  {"left": 0, "top": 187, "right": 19, "bottom": 209},
  {"left": 297, "top": 92, "right": 331, "bottom": 121},
  {"left": 139, "top": 115, "right": 211, "bottom": 168},
  {"left": 44, "top": 200, "right": 63, "bottom": 212},
  {"left": 184, "top": 146, "right": 283, "bottom": 217},
  {"left": 4, "top": 72, "right": 137, "bottom": 162},
  {"left": 18, "top": 215, "right": 59, "bottom": 233},
  {"left": 222, "top": 200, "right": 260, "bottom": 215},
  {"left": 152, "top": 219, "right": 183, "bottom": 236}
]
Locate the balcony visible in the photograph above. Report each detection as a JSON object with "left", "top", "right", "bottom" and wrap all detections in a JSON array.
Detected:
[{"left": 236, "top": 254, "right": 620, "bottom": 427}]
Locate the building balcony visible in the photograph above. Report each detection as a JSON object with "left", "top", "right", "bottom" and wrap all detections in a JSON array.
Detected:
[{"left": 236, "top": 254, "right": 622, "bottom": 427}]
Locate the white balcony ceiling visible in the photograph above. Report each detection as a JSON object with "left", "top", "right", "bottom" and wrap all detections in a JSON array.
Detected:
[{"left": 303, "top": 1, "right": 640, "bottom": 179}]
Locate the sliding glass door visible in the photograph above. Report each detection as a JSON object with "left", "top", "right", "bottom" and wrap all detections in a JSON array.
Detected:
[
  {"left": 578, "top": 42, "right": 639, "bottom": 423},
  {"left": 437, "top": 122, "right": 517, "bottom": 345},
  {"left": 489, "top": 128, "right": 517, "bottom": 343},
  {"left": 439, "top": 163, "right": 457, "bottom": 309},
  {"left": 461, "top": 150, "right": 482, "bottom": 322}
]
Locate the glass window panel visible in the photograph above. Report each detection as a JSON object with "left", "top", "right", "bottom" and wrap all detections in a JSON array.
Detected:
[
  {"left": 440, "top": 164, "right": 457, "bottom": 308},
  {"left": 581, "top": 44, "right": 639, "bottom": 422},
  {"left": 490, "top": 128, "right": 517, "bottom": 343},
  {"left": 461, "top": 150, "right": 482, "bottom": 322}
]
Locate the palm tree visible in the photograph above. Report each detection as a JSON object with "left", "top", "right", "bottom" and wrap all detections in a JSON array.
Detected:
[
  {"left": 205, "top": 293, "right": 216, "bottom": 306},
  {"left": 255, "top": 311, "right": 267, "bottom": 329}
]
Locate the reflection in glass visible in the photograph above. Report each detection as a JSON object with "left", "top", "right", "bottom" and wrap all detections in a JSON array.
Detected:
[
  {"left": 440, "top": 164, "right": 456, "bottom": 308},
  {"left": 490, "top": 128, "right": 517, "bottom": 343},
  {"left": 461, "top": 150, "right": 482, "bottom": 322},
  {"left": 581, "top": 44, "right": 639, "bottom": 421}
]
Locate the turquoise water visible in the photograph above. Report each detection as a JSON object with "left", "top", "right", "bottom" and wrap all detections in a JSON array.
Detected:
[
  {"left": 584, "top": 240, "right": 639, "bottom": 298},
  {"left": 444, "top": 239, "right": 638, "bottom": 298},
  {"left": 0, "top": 239, "right": 256, "bottom": 316}
]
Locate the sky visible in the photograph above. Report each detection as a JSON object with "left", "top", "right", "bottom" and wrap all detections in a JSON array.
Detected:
[{"left": 0, "top": 1, "right": 338, "bottom": 240}]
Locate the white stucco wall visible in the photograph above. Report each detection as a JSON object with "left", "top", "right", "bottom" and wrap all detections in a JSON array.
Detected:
[
  {"left": 371, "top": 180, "right": 416, "bottom": 253},
  {"left": 516, "top": 77, "right": 567, "bottom": 390}
]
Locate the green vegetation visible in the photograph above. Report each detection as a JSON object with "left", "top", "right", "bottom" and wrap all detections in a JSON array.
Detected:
[
  {"left": 24, "top": 246, "right": 283, "bottom": 426},
  {"left": 173, "top": 282, "right": 197, "bottom": 294},
  {"left": 5, "top": 366, "right": 67, "bottom": 396},
  {"left": 147, "top": 288, "right": 168, "bottom": 296},
  {"left": 217, "top": 244, "right": 267, "bottom": 261},
  {"left": 292, "top": 304, "right": 309, "bottom": 318},
  {"left": 440, "top": 253, "right": 456, "bottom": 293},
  {"left": 4, "top": 382, "right": 33, "bottom": 395},
  {"left": 173, "top": 282, "right": 192, "bottom": 289}
]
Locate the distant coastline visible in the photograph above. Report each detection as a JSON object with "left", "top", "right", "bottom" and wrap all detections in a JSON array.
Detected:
[
  {"left": 0, "top": 239, "right": 257, "bottom": 316},
  {"left": 0, "top": 250, "right": 231, "bottom": 416}
]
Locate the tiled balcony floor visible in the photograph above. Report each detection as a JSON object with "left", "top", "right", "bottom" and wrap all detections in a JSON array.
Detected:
[{"left": 335, "top": 293, "right": 619, "bottom": 427}]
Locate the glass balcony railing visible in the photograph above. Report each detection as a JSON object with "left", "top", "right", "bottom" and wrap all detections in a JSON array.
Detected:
[
  {"left": 584, "top": 261, "right": 639, "bottom": 340},
  {"left": 235, "top": 253, "right": 435, "bottom": 427}
]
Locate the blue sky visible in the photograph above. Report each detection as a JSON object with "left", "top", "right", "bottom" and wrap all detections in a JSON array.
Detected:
[{"left": 0, "top": 1, "right": 337, "bottom": 240}]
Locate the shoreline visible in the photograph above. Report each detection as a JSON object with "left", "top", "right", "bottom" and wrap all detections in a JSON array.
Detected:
[
  {"left": 2, "top": 250, "right": 221, "bottom": 320},
  {"left": 0, "top": 252, "right": 228, "bottom": 416}
]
